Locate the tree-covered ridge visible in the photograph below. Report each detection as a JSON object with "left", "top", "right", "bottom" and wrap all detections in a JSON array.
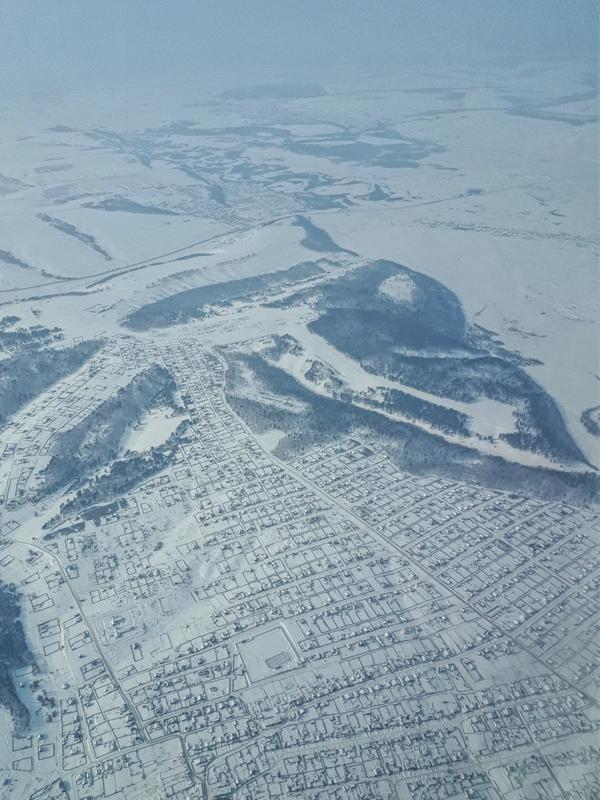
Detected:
[
  {"left": 41, "top": 364, "right": 178, "bottom": 496},
  {"left": 0, "top": 581, "right": 33, "bottom": 737},
  {"left": 305, "top": 261, "right": 586, "bottom": 465}
]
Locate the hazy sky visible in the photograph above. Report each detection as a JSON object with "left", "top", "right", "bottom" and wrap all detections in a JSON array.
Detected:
[{"left": 1, "top": 0, "right": 598, "bottom": 95}]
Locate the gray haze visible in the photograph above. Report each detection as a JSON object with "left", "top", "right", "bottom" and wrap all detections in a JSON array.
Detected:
[{"left": 1, "top": 0, "right": 598, "bottom": 95}]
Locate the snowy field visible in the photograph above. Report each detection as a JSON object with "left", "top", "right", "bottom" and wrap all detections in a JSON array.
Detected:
[{"left": 0, "top": 60, "right": 596, "bottom": 467}]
